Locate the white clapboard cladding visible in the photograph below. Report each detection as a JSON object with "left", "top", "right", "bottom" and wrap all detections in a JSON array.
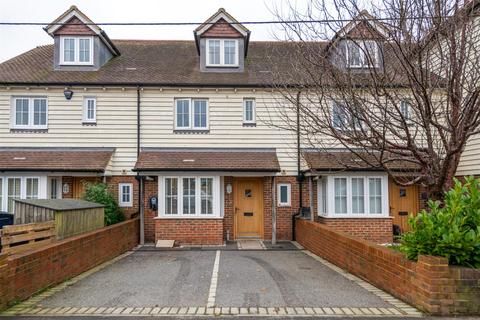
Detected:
[{"left": 0, "top": 87, "right": 300, "bottom": 176}]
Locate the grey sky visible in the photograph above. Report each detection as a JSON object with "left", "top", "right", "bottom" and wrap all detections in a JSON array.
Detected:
[{"left": 0, "top": 0, "right": 283, "bottom": 63}]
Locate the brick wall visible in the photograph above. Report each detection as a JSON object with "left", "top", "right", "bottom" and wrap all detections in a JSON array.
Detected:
[
  {"left": 275, "top": 176, "right": 301, "bottom": 240},
  {"left": 317, "top": 217, "right": 393, "bottom": 243},
  {"left": 61, "top": 176, "right": 74, "bottom": 198},
  {"left": 0, "top": 219, "right": 139, "bottom": 311},
  {"left": 155, "top": 219, "right": 223, "bottom": 245},
  {"left": 296, "top": 219, "right": 480, "bottom": 315},
  {"left": 223, "top": 176, "right": 234, "bottom": 241},
  {"left": 144, "top": 178, "right": 157, "bottom": 243}
]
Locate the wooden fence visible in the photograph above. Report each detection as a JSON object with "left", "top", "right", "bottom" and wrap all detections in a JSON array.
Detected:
[{"left": 0, "top": 221, "right": 55, "bottom": 254}]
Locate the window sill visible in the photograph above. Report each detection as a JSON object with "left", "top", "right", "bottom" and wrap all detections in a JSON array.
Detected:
[
  {"left": 278, "top": 204, "right": 291, "bottom": 208},
  {"left": 318, "top": 214, "right": 392, "bottom": 219},
  {"left": 173, "top": 129, "right": 210, "bottom": 134},
  {"left": 10, "top": 128, "right": 48, "bottom": 133},
  {"left": 82, "top": 122, "right": 97, "bottom": 126},
  {"left": 119, "top": 204, "right": 133, "bottom": 208},
  {"left": 242, "top": 123, "right": 257, "bottom": 127},
  {"left": 154, "top": 215, "right": 223, "bottom": 220}
]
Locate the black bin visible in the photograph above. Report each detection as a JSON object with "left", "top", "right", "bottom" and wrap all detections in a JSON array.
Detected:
[{"left": 0, "top": 212, "right": 14, "bottom": 229}]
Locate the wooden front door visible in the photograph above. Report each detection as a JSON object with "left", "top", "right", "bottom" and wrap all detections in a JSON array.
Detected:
[
  {"left": 389, "top": 179, "right": 420, "bottom": 233},
  {"left": 234, "top": 178, "right": 264, "bottom": 239},
  {"left": 72, "top": 177, "right": 101, "bottom": 199}
]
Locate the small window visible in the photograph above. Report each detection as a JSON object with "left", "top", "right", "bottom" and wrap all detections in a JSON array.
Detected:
[
  {"left": 60, "top": 36, "right": 93, "bottom": 65},
  {"left": 174, "top": 98, "right": 208, "bottom": 130},
  {"left": 332, "top": 101, "right": 362, "bottom": 130},
  {"left": 49, "top": 177, "right": 61, "bottom": 199},
  {"left": 277, "top": 183, "right": 291, "bottom": 207},
  {"left": 345, "top": 40, "right": 379, "bottom": 68},
  {"left": 206, "top": 39, "right": 239, "bottom": 67},
  {"left": 12, "top": 97, "right": 48, "bottom": 129},
  {"left": 243, "top": 99, "right": 256, "bottom": 124},
  {"left": 400, "top": 101, "right": 411, "bottom": 122},
  {"left": 83, "top": 97, "right": 96, "bottom": 123},
  {"left": 118, "top": 183, "right": 133, "bottom": 207}
]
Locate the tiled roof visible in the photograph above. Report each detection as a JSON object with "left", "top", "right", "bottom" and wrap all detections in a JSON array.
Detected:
[
  {"left": 302, "top": 149, "right": 420, "bottom": 172},
  {"left": 134, "top": 148, "right": 281, "bottom": 172},
  {"left": 0, "top": 147, "right": 115, "bottom": 172},
  {"left": 0, "top": 40, "right": 311, "bottom": 86}
]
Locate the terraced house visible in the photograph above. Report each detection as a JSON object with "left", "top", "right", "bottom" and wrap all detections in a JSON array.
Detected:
[{"left": 0, "top": 6, "right": 475, "bottom": 245}]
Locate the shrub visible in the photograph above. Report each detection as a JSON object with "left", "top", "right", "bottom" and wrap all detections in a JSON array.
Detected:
[
  {"left": 400, "top": 177, "right": 480, "bottom": 268},
  {"left": 82, "top": 183, "right": 125, "bottom": 226}
]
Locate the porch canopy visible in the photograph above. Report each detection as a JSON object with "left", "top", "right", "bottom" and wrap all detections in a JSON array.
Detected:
[
  {"left": 0, "top": 147, "right": 115, "bottom": 173},
  {"left": 302, "top": 149, "right": 421, "bottom": 173},
  {"left": 133, "top": 147, "right": 281, "bottom": 173}
]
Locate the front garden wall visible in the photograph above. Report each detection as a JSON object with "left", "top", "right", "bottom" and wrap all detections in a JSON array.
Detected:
[{"left": 296, "top": 219, "right": 480, "bottom": 315}]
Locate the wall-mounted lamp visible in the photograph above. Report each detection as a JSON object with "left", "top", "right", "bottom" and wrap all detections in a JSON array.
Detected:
[
  {"left": 64, "top": 89, "right": 74, "bottom": 100},
  {"left": 226, "top": 183, "right": 233, "bottom": 194}
]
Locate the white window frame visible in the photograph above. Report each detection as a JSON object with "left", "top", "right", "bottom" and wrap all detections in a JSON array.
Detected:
[
  {"left": 11, "top": 97, "right": 48, "bottom": 130},
  {"left": 243, "top": 98, "right": 256, "bottom": 124},
  {"left": 158, "top": 175, "right": 221, "bottom": 218},
  {"left": 331, "top": 101, "right": 363, "bottom": 131},
  {"left": 174, "top": 98, "right": 209, "bottom": 130},
  {"left": 48, "top": 177, "right": 62, "bottom": 199},
  {"left": 345, "top": 40, "right": 379, "bottom": 68},
  {"left": 118, "top": 183, "right": 133, "bottom": 207},
  {"left": 400, "top": 100, "right": 412, "bottom": 123},
  {"left": 0, "top": 175, "right": 47, "bottom": 213},
  {"left": 206, "top": 39, "right": 239, "bottom": 67},
  {"left": 277, "top": 183, "right": 291, "bottom": 207},
  {"left": 317, "top": 174, "right": 389, "bottom": 218},
  {"left": 83, "top": 97, "right": 97, "bottom": 123},
  {"left": 59, "top": 36, "right": 94, "bottom": 65}
]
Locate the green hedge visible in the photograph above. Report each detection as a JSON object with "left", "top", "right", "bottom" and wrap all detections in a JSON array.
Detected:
[
  {"left": 400, "top": 177, "right": 480, "bottom": 268},
  {"left": 82, "top": 183, "right": 125, "bottom": 226}
]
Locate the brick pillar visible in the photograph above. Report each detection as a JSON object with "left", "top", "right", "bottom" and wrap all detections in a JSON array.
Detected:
[
  {"left": 416, "top": 255, "right": 451, "bottom": 315},
  {"left": 223, "top": 177, "right": 234, "bottom": 241}
]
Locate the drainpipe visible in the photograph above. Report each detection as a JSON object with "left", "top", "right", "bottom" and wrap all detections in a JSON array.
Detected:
[
  {"left": 292, "top": 90, "right": 303, "bottom": 241},
  {"left": 271, "top": 176, "right": 277, "bottom": 245},
  {"left": 136, "top": 86, "right": 145, "bottom": 245}
]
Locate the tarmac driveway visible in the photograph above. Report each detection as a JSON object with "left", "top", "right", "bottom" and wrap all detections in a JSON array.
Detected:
[{"left": 12, "top": 244, "right": 421, "bottom": 317}]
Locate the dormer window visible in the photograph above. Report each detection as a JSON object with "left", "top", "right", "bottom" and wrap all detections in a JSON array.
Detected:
[
  {"left": 345, "top": 40, "right": 379, "bottom": 68},
  {"left": 206, "top": 39, "right": 239, "bottom": 67},
  {"left": 60, "top": 36, "right": 93, "bottom": 65}
]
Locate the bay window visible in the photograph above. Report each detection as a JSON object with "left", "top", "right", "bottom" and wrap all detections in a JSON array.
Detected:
[
  {"left": 160, "top": 176, "right": 219, "bottom": 217},
  {"left": 318, "top": 174, "right": 388, "bottom": 217},
  {"left": 12, "top": 97, "right": 48, "bottom": 129},
  {"left": 175, "top": 98, "right": 209, "bottom": 130},
  {"left": 1, "top": 176, "right": 45, "bottom": 213},
  {"left": 206, "top": 39, "right": 239, "bottom": 67}
]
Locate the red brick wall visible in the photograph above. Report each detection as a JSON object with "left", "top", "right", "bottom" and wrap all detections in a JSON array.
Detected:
[
  {"left": 317, "top": 217, "right": 393, "bottom": 243},
  {"left": 54, "top": 17, "right": 95, "bottom": 36},
  {"left": 155, "top": 219, "right": 223, "bottom": 245},
  {"left": 223, "top": 176, "right": 234, "bottom": 241},
  {"left": 275, "top": 176, "right": 301, "bottom": 240},
  {"left": 106, "top": 176, "right": 139, "bottom": 219},
  {"left": 61, "top": 176, "right": 74, "bottom": 198},
  {"left": 201, "top": 18, "right": 242, "bottom": 38},
  {"left": 143, "top": 178, "right": 157, "bottom": 243},
  {"left": 296, "top": 219, "right": 480, "bottom": 315},
  {"left": 0, "top": 219, "right": 139, "bottom": 311}
]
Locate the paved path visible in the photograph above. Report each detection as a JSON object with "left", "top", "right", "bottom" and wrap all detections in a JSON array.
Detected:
[{"left": 1, "top": 242, "right": 422, "bottom": 318}]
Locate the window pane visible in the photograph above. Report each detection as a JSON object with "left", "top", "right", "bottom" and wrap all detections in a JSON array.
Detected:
[
  {"left": 364, "top": 41, "right": 377, "bottom": 66},
  {"left": 86, "top": 99, "right": 96, "bottom": 120},
  {"left": 33, "top": 99, "right": 47, "bottom": 125},
  {"left": 122, "top": 185, "right": 130, "bottom": 203},
  {"left": 64, "top": 38, "right": 75, "bottom": 62},
  {"left": 7, "top": 178, "right": 21, "bottom": 213},
  {"left": 201, "top": 178, "right": 213, "bottom": 214},
  {"left": 208, "top": 40, "right": 220, "bottom": 65},
  {"left": 182, "top": 178, "right": 196, "bottom": 214},
  {"left": 165, "top": 178, "right": 178, "bottom": 214},
  {"left": 194, "top": 100, "right": 207, "bottom": 128},
  {"left": 369, "top": 178, "right": 382, "bottom": 214},
  {"left": 79, "top": 39, "right": 90, "bottom": 62},
  {"left": 26, "top": 178, "right": 39, "bottom": 199},
  {"left": 351, "top": 178, "right": 365, "bottom": 214},
  {"left": 400, "top": 101, "right": 410, "bottom": 120},
  {"left": 347, "top": 41, "right": 362, "bottom": 66},
  {"left": 15, "top": 99, "right": 29, "bottom": 126},
  {"left": 224, "top": 40, "right": 236, "bottom": 65},
  {"left": 280, "top": 185, "right": 288, "bottom": 203},
  {"left": 244, "top": 100, "right": 254, "bottom": 122},
  {"left": 176, "top": 100, "right": 190, "bottom": 128},
  {"left": 334, "top": 178, "right": 347, "bottom": 214},
  {"left": 332, "top": 102, "right": 348, "bottom": 129},
  {"left": 50, "top": 178, "right": 57, "bottom": 199}
]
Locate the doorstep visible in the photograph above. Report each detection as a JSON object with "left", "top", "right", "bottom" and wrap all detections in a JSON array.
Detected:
[{"left": 136, "top": 241, "right": 301, "bottom": 252}]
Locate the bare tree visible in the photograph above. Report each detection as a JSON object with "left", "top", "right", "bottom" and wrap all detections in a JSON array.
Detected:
[{"left": 267, "top": 0, "right": 480, "bottom": 199}]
